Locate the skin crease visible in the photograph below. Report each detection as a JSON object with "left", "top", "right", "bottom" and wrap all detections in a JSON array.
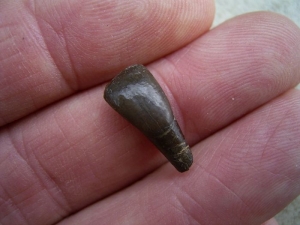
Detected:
[{"left": 0, "top": 1, "right": 300, "bottom": 225}]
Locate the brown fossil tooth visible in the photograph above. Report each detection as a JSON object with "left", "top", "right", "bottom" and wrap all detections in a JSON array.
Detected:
[{"left": 104, "top": 64, "right": 193, "bottom": 172}]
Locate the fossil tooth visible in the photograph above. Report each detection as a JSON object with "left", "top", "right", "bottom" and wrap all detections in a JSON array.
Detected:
[{"left": 104, "top": 64, "right": 193, "bottom": 172}]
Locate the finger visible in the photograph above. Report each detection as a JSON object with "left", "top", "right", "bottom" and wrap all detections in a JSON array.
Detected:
[
  {"left": 58, "top": 90, "right": 300, "bottom": 225},
  {"left": 1, "top": 12, "right": 300, "bottom": 225},
  {"left": 261, "top": 218, "right": 279, "bottom": 225},
  {"left": 150, "top": 11, "right": 300, "bottom": 144},
  {"left": 0, "top": 0, "right": 214, "bottom": 126}
]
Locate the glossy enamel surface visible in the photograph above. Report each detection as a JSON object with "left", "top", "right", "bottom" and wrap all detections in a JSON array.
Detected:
[{"left": 104, "top": 64, "right": 193, "bottom": 172}]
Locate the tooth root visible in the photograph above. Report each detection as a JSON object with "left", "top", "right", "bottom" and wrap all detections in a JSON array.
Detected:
[{"left": 104, "top": 64, "right": 193, "bottom": 172}]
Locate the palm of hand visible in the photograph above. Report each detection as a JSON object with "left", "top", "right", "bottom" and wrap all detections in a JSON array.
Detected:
[{"left": 1, "top": 1, "right": 300, "bottom": 225}]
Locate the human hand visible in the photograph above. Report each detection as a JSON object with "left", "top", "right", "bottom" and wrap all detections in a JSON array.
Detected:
[{"left": 1, "top": 1, "right": 300, "bottom": 225}]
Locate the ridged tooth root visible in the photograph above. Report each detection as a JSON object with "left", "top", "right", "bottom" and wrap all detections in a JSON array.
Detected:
[{"left": 104, "top": 64, "right": 193, "bottom": 172}]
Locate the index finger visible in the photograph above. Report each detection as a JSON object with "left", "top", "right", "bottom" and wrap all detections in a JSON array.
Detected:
[{"left": 0, "top": 0, "right": 214, "bottom": 126}]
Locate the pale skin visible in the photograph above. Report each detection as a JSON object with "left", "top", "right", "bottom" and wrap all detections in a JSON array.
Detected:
[{"left": 1, "top": 0, "right": 300, "bottom": 225}]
